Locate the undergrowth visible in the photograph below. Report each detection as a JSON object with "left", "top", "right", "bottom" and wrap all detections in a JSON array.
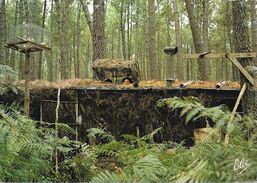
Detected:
[{"left": 1, "top": 96, "right": 257, "bottom": 182}]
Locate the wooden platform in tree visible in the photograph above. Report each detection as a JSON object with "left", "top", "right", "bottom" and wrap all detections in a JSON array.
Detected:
[{"left": 5, "top": 36, "right": 51, "bottom": 53}]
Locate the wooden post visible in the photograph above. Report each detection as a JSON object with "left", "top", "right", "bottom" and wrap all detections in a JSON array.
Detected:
[
  {"left": 225, "top": 83, "right": 247, "bottom": 145},
  {"left": 226, "top": 54, "right": 255, "bottom": 86},
  {"left": 24, "top": 52, "right": 30, "bottom": 116},
  {"left": 40, "top": 102, "right": 42, "bottom": 122},
  {"left": 75, "top": 102, "right": 79, "bottom": 142},
  {"left": 55, "top": 88, "right": 61, "bottom": 174},
  {"left": 136, "top": 126, "right": 140, "bottom": 147}
]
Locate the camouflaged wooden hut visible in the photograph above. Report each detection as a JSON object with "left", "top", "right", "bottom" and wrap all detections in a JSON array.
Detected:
[{"left": 92, "top": 59, "right": 140, "bottom": 84}]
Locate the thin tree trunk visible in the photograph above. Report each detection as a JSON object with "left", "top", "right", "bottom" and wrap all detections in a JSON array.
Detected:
[
  {"left": 0, "top": 0, "right": 5, "bottom": 64},
  {"left": 120, "top": 1, "right": 126, "bottom": 59},
  {"left": 202, "top": 0, "right": 210, "bottom": 77},
  {"left": 55, "top": 0, "right": 69, "bottom": 79},
  {"left": 231, "top": 1, "right": 240, "bottom": 81},
  {"left": 127, "top": 2, "right": 131, "bottom": 60},
  {"left": 47, "top": 0, "right": 54, "bottom": 81},
  {"left": 148, "top": 0, "right": 157, "bottom": 79},
  {"left": 38, "top": 0, "right": 47, "bottom": 80},
  {"left": 165, "top": 0, "right": 173, "bottom": 78},
  {"left": 76, "top": 4, "right": 81, "bottom": 78},
  {"left": 174, "top": 0, "right": 183, "bottom": 80},
  {"left": 185, "top": 0, "right": 207, "bottom": 80}
]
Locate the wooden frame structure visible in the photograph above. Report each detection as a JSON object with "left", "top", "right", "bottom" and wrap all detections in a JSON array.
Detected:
[
  {"left": 6, "top": 37, "right": 51, "bottom": 116},
  {"left": 165, "top": 48, "right": 256, "bottom": 144}
]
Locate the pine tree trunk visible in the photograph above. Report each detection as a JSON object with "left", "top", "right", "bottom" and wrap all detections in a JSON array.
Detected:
[
  {"left": 202, "top": 0, "right": 210, "bottom": 77},
  {"left": 185, "top": 0, "right": 207, "bottom": 81},
  {"left": 55, "top": 0, "right": 69, "bottom": 79},
  {"left": 93, "top": 0, "right": 106, "bottom": 62},
  {"left": 38, "top": 0, "right": 47, "bottom": 80},
  {"left": 92, "top": 0, "right": 106, "bottom": 79},
  {"left": 148, "top": 0, "right": 157, "bottom": 79},
  {"left": 75, "top": 4, "right": 81, "bottom": 78},
  {"left": 174, "top": 0, "right": 183, "bottom": 80},
  {"left": 120, "top": 1, "right": 126, "bottom": 59},
  {"left": 127, "top": 2, "right": 131, "bottom": 60},
  {"left": 250, "top": 0, "right": 257, "bottom": 66},
  {"left": 232, "top": 1, "right": 257, "bottom": 117},
  {"left": 47, "top": 0, "right": 54, "bottom": 81},
  {"left": 0, "top": 0, "right": 5, "bottom": 64}
]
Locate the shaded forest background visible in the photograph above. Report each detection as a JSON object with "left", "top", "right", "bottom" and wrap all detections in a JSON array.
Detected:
[{"left": 0, "top": 0, "right": 256, "bottom": 82}]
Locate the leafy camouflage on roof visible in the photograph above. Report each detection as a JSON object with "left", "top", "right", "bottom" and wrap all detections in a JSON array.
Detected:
[
  {"left": 92, "top": 59, "right": 138, "bottom": 69},
  {"left": 92, "top": 59, "right": 140, "bottom": 82}
]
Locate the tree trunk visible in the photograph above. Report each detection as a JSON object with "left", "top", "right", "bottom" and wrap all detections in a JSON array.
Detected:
[
  {"left": 79, "top": 0, "right": 93, "bottom": 34},
  {"left": 174, "top": 0, "right": 183, "bottom": 80},
  {"left": 148, "top": 0, "right": 157, "bottom": 79},
  {"left": 165, "top": 0, "right": 173, "bottom": 78},
  {"left": 0, "top": 0, "right": 5, "bottom": 64},
  {"left": 120, "top": 1, "right": 126, "bottom": 59},
  {"left": 55, "top": 0, "right": 69, "bottom": 79},
  {"left": 38, "top": 0, "right": 47, "bottom": 80},
  {"left": 230, "top": 1, "right": 240, "bottom": 81},
  {"left": 232, "top": 1, "right": 257, "bottom": 117},
  {"left": 202, "top": 0, "right": 210, "bottom": 76},
  {"left": 185, "top": 0, "right": 207, "bottom": 80},
  {"left": 93, "top": 0, "right": 106, "bottom": 61},
  {"left": 127, "top": 2, "right": 131, "bottom": 60},
  {"left": 250, "top": 0, "right": 257, "bottom": 66},
  {"left": 47, "top": 0, "right": 54, "bottom": 81},
  {"left": 75, "top": 3, "right": 81, "bottom": 78}
]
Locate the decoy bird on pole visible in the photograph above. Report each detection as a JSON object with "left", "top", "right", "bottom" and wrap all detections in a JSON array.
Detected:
[{"left": 163, "top": 46, "right": 178, "bottom": 56}]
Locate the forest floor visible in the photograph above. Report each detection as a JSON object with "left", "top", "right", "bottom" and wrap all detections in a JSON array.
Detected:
[{"left": 18, "top": 79, "right": 241, "bottom": 90}]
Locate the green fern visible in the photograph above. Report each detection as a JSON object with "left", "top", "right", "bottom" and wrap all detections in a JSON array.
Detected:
[
  {"left": 157, "top": 96, "right": 231, "bottom": 127},
  {"left": 87, "top": 128, "right": 114, "bottom": 144},
  {"left": 0, "top": 105, "right": 76, "bottom": 182}
]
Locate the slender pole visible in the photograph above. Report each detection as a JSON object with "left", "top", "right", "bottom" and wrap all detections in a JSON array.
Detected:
[
  {"left": 75, "top": 102, "right": 78, "bottom": 142},
  {"left": 225, "top": 83, "right": 247, "bottom": 145},
  {"left": 40, "top": 102, "right": 42, "bottom": 122},
  {"left": 24, "top": 52, "right": 30, "bottom": 116},
  {"left": 55, "top": 88, "right": 61, "bottom": 174}
]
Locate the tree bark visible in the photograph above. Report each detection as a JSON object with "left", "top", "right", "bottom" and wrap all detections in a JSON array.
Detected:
[
  {"left": 92, "top": 0, "right": 106, "bottom": 79},
  {"left": 250, "top": 0, "right": 257, "bottom": 66},
  {"left": 55, "top": 0, "right": 69, "bottom": 79},
  {"left": 38, "top": 0, "right": 47, "bottom": 80},
  {"left": 185, "top": 0, "right": 208, "bottom": 80},
  {"left": 232, "top": 1, "right": 257, "bottom": 117},
  {"left": 165, "top": 0, "right": 173, "bottom": 78},
  {"left": 148, "top": 0, "right": 157, "bottom": 79},
  {"left": 120, "top": 1, "right": 126, "bottom": 59},
  {"left": 47, "top": 0, "right": 54, "bottom": 81},
  {"left": 202, "top": 0, "right": 210, "bottom": 75},
  {"left": 79, "top": 0, "right": 93, "bottom": 34},
  {"left": 174, "top": 0, "right": 183, "bottom": 80},
  {"left": 0, "top": 0, "right": 5, "bottom": 64},
  {"left": 76, "top": 4, "right": 81, "bottom": 78}
]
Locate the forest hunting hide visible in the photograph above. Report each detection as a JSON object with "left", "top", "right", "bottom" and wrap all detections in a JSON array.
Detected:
[{"left": 92, "top": 59, "right": 140, "bottom": 83}]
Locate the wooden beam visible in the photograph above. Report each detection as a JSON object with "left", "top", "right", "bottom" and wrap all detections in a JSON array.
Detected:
[
  {"left": 199, "top": 51, "right": 211, "bottom": 58},
  {"left": 226, "top": 54, "right": 255, "bottom": 86},
  {"left": 24, "top": 52, "right": 30, "bottom": 117},
  {"left": 225, "top": 83, "right": 247, "bottom": 145},
  {"left": 182, "top": 52, "right": 256, "bottom": 59}
]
